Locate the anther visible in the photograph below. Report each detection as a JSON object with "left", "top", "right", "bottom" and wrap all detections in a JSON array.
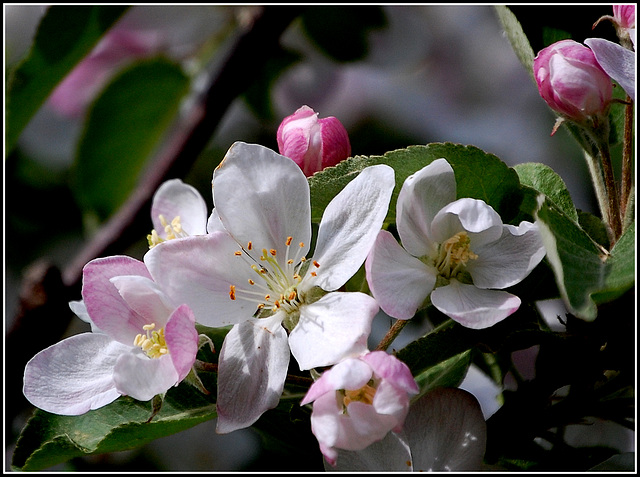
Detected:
[
  {"left": 229, "top": 285, "right": 236, "bottom": 300},
  {"left": 313, "top": 260, "right": 320, "bottom": 268},
  {"left": 286, "top": 236, "right": 293, "bottom": 246},
  {"left": 270, "top": 249, "right": 277, "bottom": 256},
  {"left": 234, "top": 251, "right": 242, "bottom": 256},
  {"left": 247, "top": 241, "right": 253, "bottom": 250}
]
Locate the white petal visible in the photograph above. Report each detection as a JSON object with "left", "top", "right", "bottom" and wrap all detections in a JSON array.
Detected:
[
  {"left": 212, "top": 142, "right": 312, "bottom": 262},
  {"left": 23, "top": 333, "right": 127, "bottom": 415},
  {"left": 431, "top": 280, "right": 521, "bottom": 329},
  {"left": 113, "top": 352, "right": 179, "bottom": 401},
  {"left": 216, "top": 315, "right": 290, "bottom": 433},
  {"left": 365, "top": 229, "right": 437, "bottom": 319},
  {"left": 311, "top": 164, "right": 395, "bottom": 291},
  {"left": 289, "top": 292, "right": 377, "bottom": 370},
  {"left": 403, "top": 387, "right": 487, "bottom": 471},
  {"left": 151, "top": 178, "right": 209, "bottom": 237},
  {"left": 396, "top": 158, "right": 456, "bottom": 257},
  {"left": 585, "top": 37, "right": 635, "bottom": 102},
  {"left": 324, "top": 431, "right": 412, "bottom": 471},
  {"left": 431, "top": 198, "right": 503, "bottom": 246},
  {"left": 69, "top": 299, "right": 102, "bottom": 333},
  {"left": 468, "top": 221, "right": 546, "bottom": 289},
  {"left": 145, "top": 233, "right": 260, "bottom": 327},
  {"left": 109, "top": 275, "right": 174, "bottom": 328},
  {"left": 206, "top": 208, "right": 226, "bottom": 233}
]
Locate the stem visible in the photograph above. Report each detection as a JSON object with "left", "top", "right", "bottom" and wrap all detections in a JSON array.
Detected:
[
  {"left": 375, "top": 319, "right": 409, "bottom": 352},
  {"left": 620, "top": 95, "right": 634, "bottom": 221},
  {"left": 597, "top": 140, "right": 623, "bottom": 245}
]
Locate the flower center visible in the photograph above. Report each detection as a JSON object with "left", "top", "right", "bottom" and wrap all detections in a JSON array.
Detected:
[
  {"left": 434, "top": 231, "right": 478, "bottom": 279},
  {"left": 340, "top": 380, "right": 377, "bottom": 414},
  {"left": 228, "top": 236, "right": 320, "bottom": 327},
  {"left": 133, "top": 323, "right": 169, "bottom": 359},
  {"left": 147, "top": 215, "right": 188, "bottom": 248}
]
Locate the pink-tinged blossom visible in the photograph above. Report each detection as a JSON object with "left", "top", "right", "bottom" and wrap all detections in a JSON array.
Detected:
[
  {"left": 326, "top": 388, "right": 487, "bottom": 471},
  {"left": 533, "top": 39, "right": 613, "bottom": 128},
  {"left": 277, "top": 105, "right": 351, "bottom": 176},
  {"left": 365, "top": 158, "right": 545, "bottom": 329},
  {"left": 145, "top": 142, "right": 395, "bottom": 433},
  {"left": 300, "top": 351, "right": 419, "bottom": 467},
  {"left": 48, "top": 27, "right": 163, "bottom": 118},
  {"left": 23, "top": 256, "right": 199, "bottom": 415}
]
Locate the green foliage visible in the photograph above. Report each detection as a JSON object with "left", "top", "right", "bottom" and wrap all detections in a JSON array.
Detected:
[
  {"left": 72, "top": 58, "right": 190, "bottom": 222},
  {"left": 5, "top": 6, "right": 129, "bottom": 154},
  {"left": 536, "top": 198, "right": 634, "bottom": 320},
  {"left": 309, "top": 143, "right": 524, "bottom": 225}
]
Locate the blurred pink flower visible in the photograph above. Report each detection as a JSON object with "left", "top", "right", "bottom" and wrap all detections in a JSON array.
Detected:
[{"left": 49, "top": 27, "right": 163, "bottom": 118}]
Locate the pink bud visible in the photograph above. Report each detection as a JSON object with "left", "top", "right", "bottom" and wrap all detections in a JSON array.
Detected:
[
  {"left": 276, "top": 105, "right": 351, "bottom": 176},
  {"left": 533, "top": 39, "right": 612, "bottom": 125}
]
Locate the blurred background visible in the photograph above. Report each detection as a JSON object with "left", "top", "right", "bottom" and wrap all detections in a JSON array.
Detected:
[{"left": 5, "top": 4, "right": 627, "bottom": 471}]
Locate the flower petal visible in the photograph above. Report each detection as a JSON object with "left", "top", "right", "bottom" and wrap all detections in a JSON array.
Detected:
[
  {"left": 289, "top": 292, "right": 377, "bottom": 370},
  {"left": 82, "top": 256, "right": 153, "bottom": 344},
  {"left": 213, "top": 142, "right": 312, "bottom": 262},
  {"left": 310, "top": 164, "right": 395, "bottom": 291},
  {"left": 109, "top": 275, "right": 174, "bottom": 329},
  {"left": 468, "top": 221, "right": 545, "bottom": 289},
  {"left": 145, "top": 233, "right": 259, "bottom": 327},
  {"left": 151, "top": 178, "right": 209, "bottom": 238},
  {"left": 301, "top": 358, "right": 372, "bottom": 406},
  {"left": 431, "top": 198, "right": 503, "bottom": 246},
  {"left": 431, "top": 280, "right": 521, "bottom": 329},
  {"left": 403, "top": 388, "right": 487, "bottom": 471},
  {"left": 165, "top": 304, "right": 198, "bottom": 382},
  {"left": 23, "top": 333, "right": 127, "bottom": 415},
  {"left": 113, "top": 352, "right": 179, "bottom": 401},
  {"left": 396, "top": 158, "right": 456, "bottom": 257},
  {"left": 216, "top": 314, "right": 290, "bottom": 434},
  {"left": 323, "top": 430, "right": 412, "bottom": 471},
  {"left": 362, "top": 351, "right": 419, "bottom": 395},
  {"left": 365, "top": 229, "right": 437, "bottom": 319},
  {"left": 206, "top": 208, "right": 226, "bottom": 234},
  {"left": 585, "top": 37, "right": 635, "bottom": 102}
]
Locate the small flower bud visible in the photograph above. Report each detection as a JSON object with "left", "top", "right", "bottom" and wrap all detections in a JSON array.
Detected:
[
  {"left": 276, "top": 105, "right": 351, "bottom": 176},
  {"left": 534, "top": 39, "right": 613, "bottom": 130}
]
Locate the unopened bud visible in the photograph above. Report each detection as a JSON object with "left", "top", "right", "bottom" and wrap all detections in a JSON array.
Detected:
[
  {"left": 534, "top": 39, "right": 612, "bottom": 130},
  {"left": 276, "top": 105, "right": 351, "bottom": 176}
]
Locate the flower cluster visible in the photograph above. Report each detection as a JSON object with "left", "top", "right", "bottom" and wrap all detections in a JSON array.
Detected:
[{"left": 23, "top": 107, "right": 546, "bottom": 467}]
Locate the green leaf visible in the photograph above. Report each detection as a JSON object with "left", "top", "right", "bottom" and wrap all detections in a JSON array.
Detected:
[
  {"left": 5, "top": 5, "right": 129, "bottom": 154},
  {"left": 535, "top": 198, "right": 635, "bottom": 320},
  {"left": 72, "top": 58, "right": 190, "bottom": 221},
  {"left": 412, "top": 350, "right": 472, "bottom": 400},
  {"left": 300, "top": 6, "right": 387, "bottom": 62},
  {"left": 12, "top": 376, "right": 218, "bottom": 471},
  {"left": 309, "top": 143, "right": 524, "bottom": 226},
  {"left": 513, "top": 162, "right": 578, "bottom": 222},
  {"left": 494, "top": 6, "right": 535, "bottom": 81}
]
